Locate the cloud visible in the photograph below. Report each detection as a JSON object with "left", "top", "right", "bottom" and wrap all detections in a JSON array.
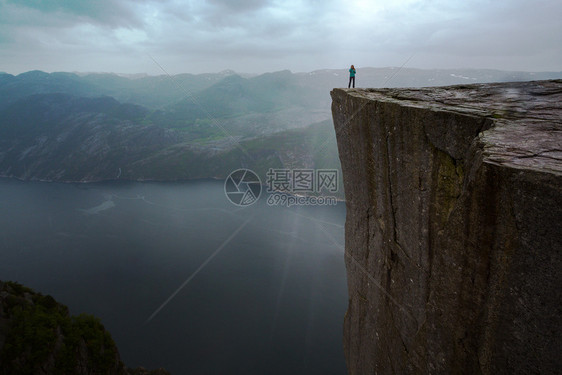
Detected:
[
  {"left": 0, "top": 0, "right": 560, "bottom": 74},
  {"left": 206, "top": 0, "right": 270, "bottom": 13},
  {"left": 4, "top": 0, "right": 144, "bottom": 27}
]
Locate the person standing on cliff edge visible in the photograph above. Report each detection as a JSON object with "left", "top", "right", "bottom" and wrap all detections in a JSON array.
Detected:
[{"left": 348, "top": 65, "right": 356, "bottom": 88}]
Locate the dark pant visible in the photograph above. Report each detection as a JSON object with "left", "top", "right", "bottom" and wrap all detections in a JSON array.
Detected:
[{"left": 348, "top": 76, "right": 355, "bottom": 88}]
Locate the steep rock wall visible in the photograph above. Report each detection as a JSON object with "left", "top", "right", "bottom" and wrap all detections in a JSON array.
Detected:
[{"left": 331, "top": 81, "right": 561, "bottom": 374}]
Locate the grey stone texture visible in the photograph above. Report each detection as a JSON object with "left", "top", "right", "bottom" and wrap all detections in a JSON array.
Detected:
[{"left": 331, "top": 80, "right": 561, "bottom": 374}]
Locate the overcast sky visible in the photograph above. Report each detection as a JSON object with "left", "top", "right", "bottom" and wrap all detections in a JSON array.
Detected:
[{"left": 0, "top": 0, "right": 560, "bottom": 75}]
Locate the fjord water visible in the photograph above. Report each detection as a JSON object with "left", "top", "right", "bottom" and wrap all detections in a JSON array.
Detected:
[{"left": 0, "top": 178, "right": 347, "bottom": 374}]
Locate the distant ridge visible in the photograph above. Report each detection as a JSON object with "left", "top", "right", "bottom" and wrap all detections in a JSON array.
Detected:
[{"left": 0, "top": 68, "right": 560, "bottom": 186}]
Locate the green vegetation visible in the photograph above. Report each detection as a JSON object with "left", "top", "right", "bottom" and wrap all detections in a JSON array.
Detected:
[
  {"left": 0, "top": 70, "right": 341, "bottom": 185},
  {"left": 54, "top": 314, "right": 122, "bottom": 374},
  {"left": 0, "top": 281, "right": 125, "bottom": 375},
  {"left": 433, "top": 147, "right": 465, "bottom": 225}
]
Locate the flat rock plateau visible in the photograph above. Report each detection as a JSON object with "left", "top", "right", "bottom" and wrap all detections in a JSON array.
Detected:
[{"left": 331, "top": 80, "right": 561, "bottom": 374}]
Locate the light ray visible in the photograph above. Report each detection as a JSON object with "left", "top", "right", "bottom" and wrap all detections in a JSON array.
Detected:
[{"left": 144, "top": 216, "right": 253, "bottom": 325}]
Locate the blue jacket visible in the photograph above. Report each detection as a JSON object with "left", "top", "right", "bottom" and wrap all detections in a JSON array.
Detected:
[{"left": 349, "top": 68, "right": 356, "bottom": 77}]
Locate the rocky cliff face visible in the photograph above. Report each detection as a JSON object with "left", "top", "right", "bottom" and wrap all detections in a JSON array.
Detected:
[{"left": 331, "top": 81, "right": 561, "bottom": 374}]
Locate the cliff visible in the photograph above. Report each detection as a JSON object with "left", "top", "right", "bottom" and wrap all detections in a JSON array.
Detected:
[
  {"left": 331, "top": 80, "right": 561, "bottom": 374},
  {"left": 0, "top": 281, "right": 169, "bottom": 375}
]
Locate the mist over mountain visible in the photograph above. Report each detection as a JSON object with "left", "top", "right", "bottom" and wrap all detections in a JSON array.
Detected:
[
  {"left": 1, "top": 68, "right": 560, "bottom": 185},
  {"left": 0, "top": 70, "right": 230, "bottom": 111}
]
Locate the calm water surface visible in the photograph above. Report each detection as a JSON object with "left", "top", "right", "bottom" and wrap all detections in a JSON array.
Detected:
[{"left": 0, "top": 178, "right": 347, "bottom": 374}]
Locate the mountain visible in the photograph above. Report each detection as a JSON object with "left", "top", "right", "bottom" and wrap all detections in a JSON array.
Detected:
[
  {"left": 78, "top": 72, "right": 232, "bottom": 109},
  {"left": 0, "top": 93, "right": 178, "bottom": 181},
  {"left": 0, "top": 280, "right": 170, "bottom": 374},
  {"left": 4, "top": 68, "right": 559, "bottom": 111},
  {"left": 0, "top": 92, "right": 340, "bottom": 189},
  {"left": 151, "top": 70, "right": 325, "bottom": 135},
  {"left": 0, "top": 70, "right": 239, "bottom": 110},
  {"left": 0, "top": 68, "right": 560, "bottom": 185},
  {"left": 0, "top": 71, "right": 102, "bottom": 110}
]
